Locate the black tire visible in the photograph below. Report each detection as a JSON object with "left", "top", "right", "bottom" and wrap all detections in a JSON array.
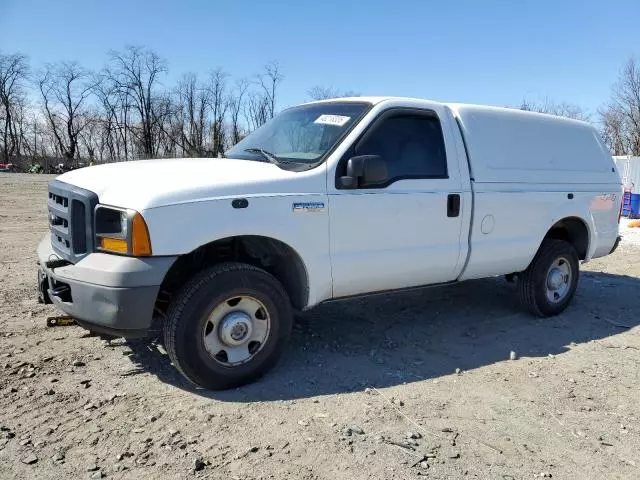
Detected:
[
  {"left": 163, "top": 262, "right": 292, "bottom": 390},
  {"left": 517, "top": 239, "right": 579, "bottom": 317}
]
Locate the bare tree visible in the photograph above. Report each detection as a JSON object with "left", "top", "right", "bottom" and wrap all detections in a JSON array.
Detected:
[
  {"left": 174, "top": 73, "right": 210, "bottom": 156},
  {"left": 107, "top": 46, "right": 168, "bottom": 158},
  {"left": 77, "top": 111, "right": 104, "bottom": 162},
  {"left": 12, "top": 100, "right": 32, "bottom": 160},
  {"left": 599, "top": 107, "right": 627, "bottom": 155},
  {"left": 208, "top": 68, "right": 229, "bottom": 156},
  {"left": 257, "top": 61, "right": 283, "bottom": 119},
  {"left": 519, "top": 97, "right": 590, "bottom": 121},
  {"left": 150, "top": 92, "right": 179, "bottom": 158},
  {"left": 0, "top": 52, "right": 30, "bottom": 163},
  {"left": 37, "top": 62, "right": 95, "bottom": 162},
  {"left": 94, "top": 76, "right": 117, "bottom": 160},
  {"left": 244, "top": 91, "right": 270, "bottom": 131},
  {"left": 229, "top": 78, "right": 248, "bottom": 145},
  {"left": 307, "top": 86, "right": 360, "bottom": 100},
  {"left": 603, "top": 58, "right": 640, "bottom": 155},
  {"left": 307, "top": 86, "right": 341, "bottom": 101},
  {"left": 95, "top": 72, "right": 135, "bottom": 161}
]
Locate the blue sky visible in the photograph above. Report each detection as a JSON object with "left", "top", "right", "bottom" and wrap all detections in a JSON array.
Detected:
[{"left": 1, "top": 0, "right": 639, "bottom": 113}]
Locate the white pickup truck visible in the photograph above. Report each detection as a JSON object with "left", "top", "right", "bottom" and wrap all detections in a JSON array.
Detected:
[{"left": 37, "top": 97, "right": 622, "bottom": 389}]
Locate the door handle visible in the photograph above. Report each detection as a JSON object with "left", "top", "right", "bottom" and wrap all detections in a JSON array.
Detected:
[{"left": 447, "top": 194, "right": 460, "bottom": 217}]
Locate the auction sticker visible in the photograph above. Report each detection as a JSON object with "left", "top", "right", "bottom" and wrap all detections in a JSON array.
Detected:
[{"left": 313, "top": 114, "right": 351, "bottom": 127}]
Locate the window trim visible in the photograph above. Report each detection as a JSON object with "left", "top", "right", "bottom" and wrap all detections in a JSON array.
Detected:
[{"left": 334, "top": 107, "right": 449, "bottom": 189}]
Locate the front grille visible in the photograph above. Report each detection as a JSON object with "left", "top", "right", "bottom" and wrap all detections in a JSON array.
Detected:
[{"left": 48, "top": 180, "right": 99, "bottom": 263}]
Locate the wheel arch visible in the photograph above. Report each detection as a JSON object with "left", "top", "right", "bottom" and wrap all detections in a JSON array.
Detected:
[
  {"left": 156, "top": 235, "right": 310, "bottom": 314},
  {"left": 544, "top": 216, "right": 590, "bottom": 260}
]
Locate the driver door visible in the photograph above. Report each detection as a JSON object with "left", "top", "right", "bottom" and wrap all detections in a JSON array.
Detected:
[{"left": 328, "top": 107, "right": 466, "bottom": 298}]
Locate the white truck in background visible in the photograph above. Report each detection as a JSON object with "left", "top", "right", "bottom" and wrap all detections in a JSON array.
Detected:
[{"left": 37, "top": 97, "right": 622, "bottom": 389}]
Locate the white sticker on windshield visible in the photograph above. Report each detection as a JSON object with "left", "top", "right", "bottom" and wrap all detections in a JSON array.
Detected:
[{"left": 313, "top": 114, "right": 351, "bottom": 127}]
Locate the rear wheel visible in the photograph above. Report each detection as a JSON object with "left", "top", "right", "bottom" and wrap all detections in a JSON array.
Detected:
[
  {"left": 517, "top": 239, "right": 579, "bottom": 317},
  {"left": 163, "top": 262, "right": 292, "bottom": 390}
]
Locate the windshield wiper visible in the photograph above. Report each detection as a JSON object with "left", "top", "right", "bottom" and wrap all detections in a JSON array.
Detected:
[
  {"left": 243, "top": 148, "right": 281, "bottom": 165},
  {"left": 241, "top": 147, "right": 310, "bottom": 167}
]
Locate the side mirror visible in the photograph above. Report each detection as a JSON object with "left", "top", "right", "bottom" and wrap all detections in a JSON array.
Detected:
[{"left": 339, "top": 155, "right": 388, "bottom": 189}]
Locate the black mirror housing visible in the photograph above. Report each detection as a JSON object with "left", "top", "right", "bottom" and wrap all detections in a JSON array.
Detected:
[{"left": 344, "top": 155, "right": 388, "bottom": 188}]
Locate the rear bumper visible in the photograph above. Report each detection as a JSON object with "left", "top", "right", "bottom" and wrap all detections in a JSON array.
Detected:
[{"left": 37, "top": 234, "right": 176, "bottom": 337}]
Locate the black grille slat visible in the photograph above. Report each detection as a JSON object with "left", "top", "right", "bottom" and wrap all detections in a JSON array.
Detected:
[
  {"left": 47, "top": 202, "right": 68, "bottom": 219},
  {"left": 71, "top": 200, "right": 87, "bottom": 253},
  {"left": 50, "top": 216, "right": 66, "bottom": 227},
  {"left": 48, "top": 198, "right": 68, "bottom": 210},
  {"left": 50, "top": 226, "right": 70, "bottom": 240},
  {"left": 47, "top": 180, "right": 99, "bottom": 263},
  {"left": 49, "top": 192, "right": 69, "bottom": 208}
]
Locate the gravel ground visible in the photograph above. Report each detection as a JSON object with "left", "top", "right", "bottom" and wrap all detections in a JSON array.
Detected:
[
  {"left": 619, "top": 218, "right": 640, "bottom": 247},
  {"left": 1, "top": 173, "right": 639, "bottom": 480}
]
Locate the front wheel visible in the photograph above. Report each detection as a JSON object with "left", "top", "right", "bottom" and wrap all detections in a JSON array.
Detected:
[
  {"left": 163, "top": 262, "right": 292, "bottom": 390},
  {"left": 517, "top": 239, "right": 579, "bottom": 317}
]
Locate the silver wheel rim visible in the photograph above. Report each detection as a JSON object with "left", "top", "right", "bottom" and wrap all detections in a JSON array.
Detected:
[
  {"left": 202, "top": 295, "right": 270, "bottom": 366},
  {"left": 545, "top": 256, "right": 572, "bottom": 303}
]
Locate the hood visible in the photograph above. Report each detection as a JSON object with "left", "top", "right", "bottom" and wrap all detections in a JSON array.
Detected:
[{"left": 56, "top": 158, "right": 312, "bottom": 211}]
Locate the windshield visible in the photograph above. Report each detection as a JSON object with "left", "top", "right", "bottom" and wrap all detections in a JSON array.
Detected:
[{"left": 225, "top": 101, "right": 371, "bottom": 167}]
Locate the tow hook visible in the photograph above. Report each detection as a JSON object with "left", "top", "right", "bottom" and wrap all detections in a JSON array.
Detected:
[{"left": 46, "top": 316, "right": 75, "bottom": 327}]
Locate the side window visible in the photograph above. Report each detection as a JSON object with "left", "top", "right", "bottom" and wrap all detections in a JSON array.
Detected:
[{"left": 354, "top": 113, "right": 448, "bottom": 183}]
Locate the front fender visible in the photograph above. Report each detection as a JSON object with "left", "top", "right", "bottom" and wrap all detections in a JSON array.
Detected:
[{"left": 141, "top": 195, "right": 332, "bottom": 306}]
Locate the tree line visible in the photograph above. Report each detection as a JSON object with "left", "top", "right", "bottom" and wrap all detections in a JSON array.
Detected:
[
  {"left": 0, "top": 46, "right": 292, "bottom": 170},
  {"left": 1, "top": 46, "right": 639, "bottom": 171}
]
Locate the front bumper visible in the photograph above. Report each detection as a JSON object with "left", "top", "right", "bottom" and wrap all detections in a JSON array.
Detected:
[{"left": 37, "top": 234, "right": 176, "bottom": 338}]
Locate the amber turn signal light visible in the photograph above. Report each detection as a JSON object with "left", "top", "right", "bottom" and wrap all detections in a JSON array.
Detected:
[
  {"left": 131, "top": 212, "right": 152, "bottom": 256},
  {"left": 99, "top": 237, "right": 128, "bottom": 254}
]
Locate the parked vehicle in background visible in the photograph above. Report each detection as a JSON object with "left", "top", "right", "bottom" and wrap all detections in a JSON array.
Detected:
[
  {"left": 49, "top": 163, "right": 69, "bottom": 174},
  {"left": 36, "top": 97, "right": 622, "bottom": 389},
  {"left": 0, "top": 162, "right": 16, "bottom": 172}
]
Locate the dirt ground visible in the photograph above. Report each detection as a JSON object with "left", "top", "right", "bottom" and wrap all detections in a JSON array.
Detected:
[{"left": 1, "top": 173, "right": 639, "bottom": 480}]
